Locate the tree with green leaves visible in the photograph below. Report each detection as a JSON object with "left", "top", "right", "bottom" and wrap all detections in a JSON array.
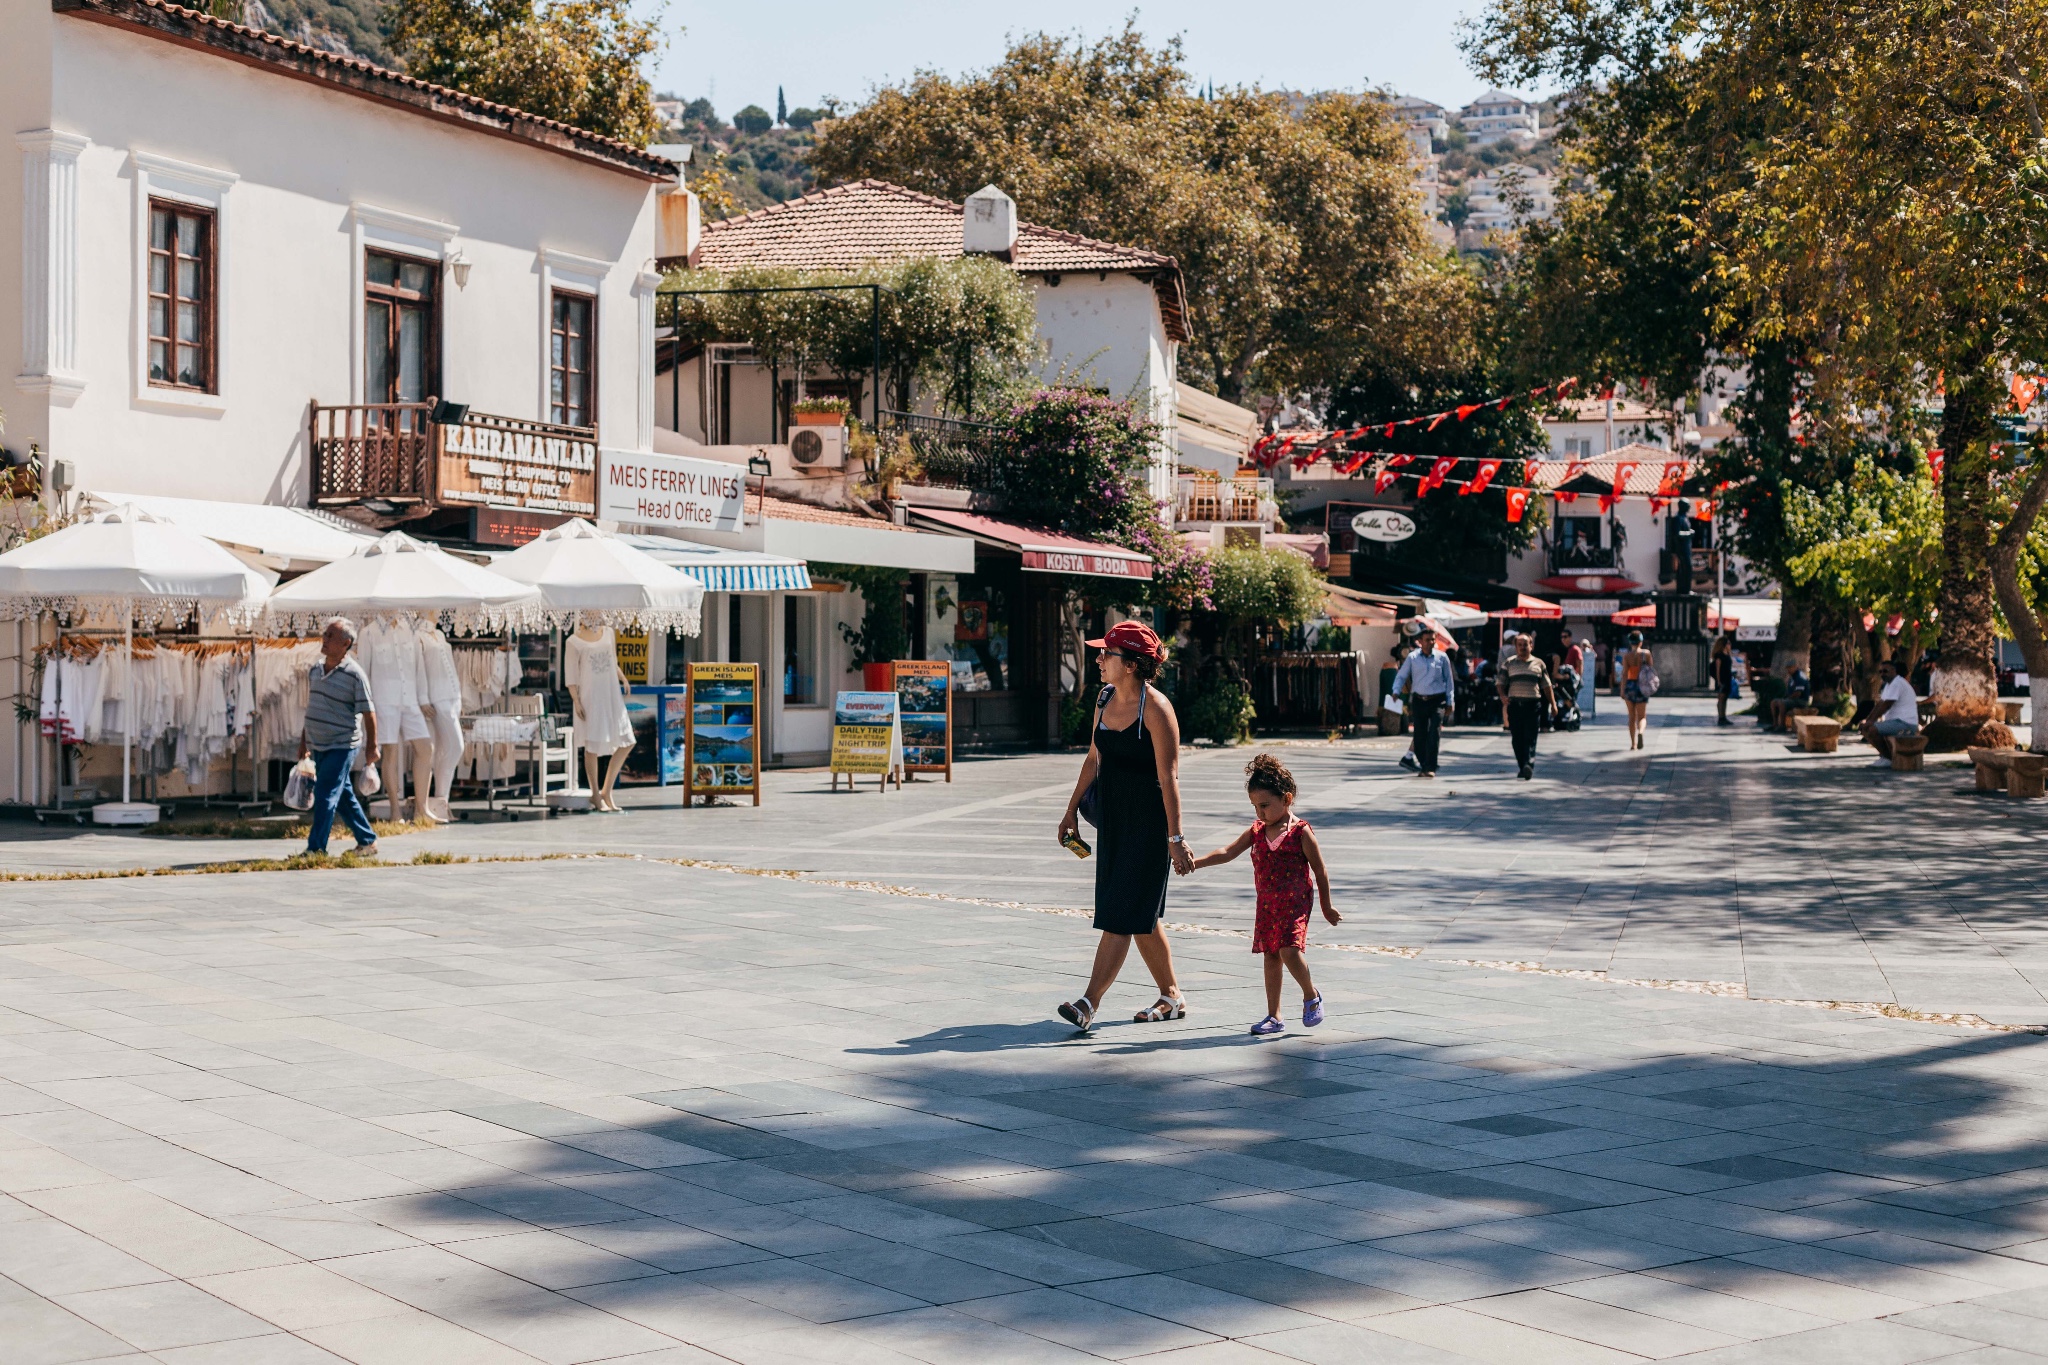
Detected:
[
  {"left": 383, "top": 0, "right": 665, "bottom": 145},
  {"left": 662, "top": 256, "right": 1040, "bottom": 419},
  {"left": 807, "top": 23, "right": 1444, "bottom": 404},
  {"left": 733, "top": 104, "right": 773, "bottom": 136}
]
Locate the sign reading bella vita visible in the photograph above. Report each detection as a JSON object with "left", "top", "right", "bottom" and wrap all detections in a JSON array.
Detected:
[
  {"left": 596, "top": 449, "right": 748, "bottom": 534},
  {"left": 1350, "top": 509, "right": 1417, "bottom": 543}
]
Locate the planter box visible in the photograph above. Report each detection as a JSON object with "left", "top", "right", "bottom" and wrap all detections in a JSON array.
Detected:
[{"left": 792, "top": 411, "right": 848, "bottom": 427}]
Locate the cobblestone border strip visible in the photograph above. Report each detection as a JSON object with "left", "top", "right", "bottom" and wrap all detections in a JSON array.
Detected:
[{"left": 5, "top": 849, "right": 2039, "bottom": 1033}]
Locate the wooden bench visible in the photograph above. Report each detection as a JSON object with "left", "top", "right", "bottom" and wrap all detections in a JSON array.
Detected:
[
  {"left": 1778, "top": 704, "right": 1819, "bottom": 734},
  {"left": 1889, "top": 735, "right": 1928, "bottom": 772},
  {"left": 1969, "top": 747, "right": 2016, "bottom": 792},
  {"left": 1793, "top": 715, "right": 1841, "bottom": 753},
  {"left": 2011, "top": 751, "right": 2046, "bottom": 798}
]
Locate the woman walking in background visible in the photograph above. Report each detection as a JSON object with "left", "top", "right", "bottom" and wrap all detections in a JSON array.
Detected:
[
  {"left": 1621, "top": 631, "right": 1654, "bottom": 749},
  {"left": 1055, "top": 622, "right": 1194, "bottom": 1030},
  {"left": 1711, "top": 635, "right": 1736, "bottom": 726}
]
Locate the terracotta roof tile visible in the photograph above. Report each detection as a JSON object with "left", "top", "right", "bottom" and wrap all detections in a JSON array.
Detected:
[
  {"left": 758, "top": 493, "right": 912, "bottom": 532},
  {"left": 55, "top": 0, "right": 675, "bottom": 181},
  {"left": 692, "top": 180, "right": 1189, "bottom": 341}
]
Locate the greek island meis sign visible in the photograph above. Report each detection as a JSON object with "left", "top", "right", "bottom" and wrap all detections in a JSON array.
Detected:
[{"left": 597, "top": 448, "right": 748, "bottom": 533}]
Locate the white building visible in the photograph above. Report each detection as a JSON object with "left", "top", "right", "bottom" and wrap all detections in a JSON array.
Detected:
[
  {"left": 1388, "top": 96, "right": 1449, "bottom": 146},
  {"left": 1463, "top": 168, "right": 1557, "bottom": 233},
  {"left": 2, "top": 0, "right": 943, "bottom": 797},
  {"left": 1459, "top": 90, "right": 1542, "bottom": 145}
]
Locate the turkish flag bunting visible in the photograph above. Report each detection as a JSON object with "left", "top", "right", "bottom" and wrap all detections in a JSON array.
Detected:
[
  {"left": 1374, "top": 466, "right": 1400, "bottom": 494},
  {"left": 1427, "top": 413, "right": 1451, "bottom": 432},
  {"left": 1561, "top": 459, "right": 1587, "bottom": 484},
  {"left": 1599, "top": 491, "right": 1621, "bottom": 513},
  {"left": 1338, "top": 452, "right": 1372, "bottom": 476},
  {"left": 1658, "top": 461, "right": 1686, "bottom": 495},
  {"left": 1530, "top": 385, "right": 1550, "bottom": 399},
  {"left": 1455, "top": 404, "right": 1483, "bottom": 422},
  {"left": 1421, "top": 457, "right": 1457, "bottom": 492},
  {"left": 1928, "top": 448, "right": 1945, "bottom": 481},
  {"left": 1649, "top": 496, "right": 1670, "bottom": 515},
  {"left": 1385, "top": 454, "right": 1416, "bottom": 468},
  {"left": 1556, "top": 377, "right": 1579, "bottom": 396},
  {"left": 1462, "top": 459, "right": 1502, "bottom": 495},
  {"left": 1505, "top": 487, "right": 1530, "bottom": 523},
  {"left": 2014, "top": 375, "right": 2041, "bottom": 412},
  {"left": 1693, "top": 497, "right": 1715, "bottom": 521},
  {"left": 1493, "top": 395, "right": 1514, "bottom": 411},
  {"left": 1610, "top": 461, "right": 1640, "bottom": 494},
  {"left": 1556, "top": 490, "right": 1578, "bottom": 504},
  {"left": 1383, "top": 424, "right": 1398, "bottom": 438}
]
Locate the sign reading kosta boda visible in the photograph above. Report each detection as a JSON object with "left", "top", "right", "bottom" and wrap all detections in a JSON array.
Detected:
[{"left": 1351, "top": 509, "right": 1417, "bottom": 543}]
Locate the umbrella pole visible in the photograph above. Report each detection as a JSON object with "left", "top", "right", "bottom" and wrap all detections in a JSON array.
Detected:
[{"left": 122, "top": 611, "right": 133, "bottom": 805}]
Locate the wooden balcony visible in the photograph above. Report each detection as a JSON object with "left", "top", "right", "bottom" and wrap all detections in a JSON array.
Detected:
[{"left": 309, "top": 402, "right": 598, "bottom": 520}]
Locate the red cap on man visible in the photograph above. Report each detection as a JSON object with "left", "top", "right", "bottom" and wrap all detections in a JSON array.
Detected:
[{"left": 1084, "top": 620, "right": 1165, "bottom": 662}]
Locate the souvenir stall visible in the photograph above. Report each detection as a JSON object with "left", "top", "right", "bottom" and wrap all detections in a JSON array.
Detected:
[
  {"left": 494, "top": 520, "right": 704, "bottom": 809},
  {"left": 267, "top": 531, "right": 545, "bottom": 820},
  {"left": 0, "top": 505, "right": 268, "bottom": 825}
]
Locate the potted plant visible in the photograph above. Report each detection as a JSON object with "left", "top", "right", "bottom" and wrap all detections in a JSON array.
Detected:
[{"left": 792, "top": 396, "right": 850, "bottom": 427}]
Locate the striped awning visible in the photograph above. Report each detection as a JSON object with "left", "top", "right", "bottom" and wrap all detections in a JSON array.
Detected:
[{"left": 613, "top": 533, "right": 812, "bottom": 592}]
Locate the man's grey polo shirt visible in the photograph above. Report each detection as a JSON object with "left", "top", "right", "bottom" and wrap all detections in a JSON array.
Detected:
[{"left": 306, "top": 658, "right": 375, "bottom": 751}]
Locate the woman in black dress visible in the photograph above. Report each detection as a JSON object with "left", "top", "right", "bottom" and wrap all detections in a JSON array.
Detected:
[{"left": 1055, "top": 621, "right": 1193, "bottom": 1029}]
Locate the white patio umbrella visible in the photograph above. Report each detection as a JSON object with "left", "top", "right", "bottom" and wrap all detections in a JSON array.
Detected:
[
  {"left": 491, "top": 519, "right": 704, "bottom": 634},
  {"left": 0, "top": 505, "right": 271, "bottom": 825},
  {"left": 265, "top": 529, "right": 542, "bottom": 635}
]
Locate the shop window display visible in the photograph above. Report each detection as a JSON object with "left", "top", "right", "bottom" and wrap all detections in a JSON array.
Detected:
[{"left": 934, "top": 575, "right": 1011, "bottom": 691}]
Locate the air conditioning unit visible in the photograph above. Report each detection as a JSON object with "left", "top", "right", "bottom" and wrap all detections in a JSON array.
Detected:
[{"left": 787, "top": 424, "right": 846, "bottom": 471}]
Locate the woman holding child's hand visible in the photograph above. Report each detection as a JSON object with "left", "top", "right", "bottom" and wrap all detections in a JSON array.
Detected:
[{"left": 1055, "top": 622, "right": 1190, "bottom": 1032}]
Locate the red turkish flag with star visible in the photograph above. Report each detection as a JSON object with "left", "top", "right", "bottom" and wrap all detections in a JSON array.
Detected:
[
  {"left": 1373, "top": 466, "right": 1400, "bottom": 494},
  {"left": 1421, "top": 457, "right": 1457, "bottom": 492},
  {"left": 1461, "top": 459, "right": 1502, "bottom": 495},
  {"left": 1505, "top": 487, "right": 1530, "bottom": 523}
]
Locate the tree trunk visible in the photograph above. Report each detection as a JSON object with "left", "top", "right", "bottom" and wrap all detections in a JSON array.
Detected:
[
  {"left": 1774, "top": 582, "right": 1814, "bottom": 678},
  {"left": 1810, "top": 604, "right": 1849, "bottom": 712},
  {"left": 1928, "top": 362, "right": 2002, "bottom": 749},
  {"left": 1991, "top": 447, "right": 2048, "bottom": 752}
]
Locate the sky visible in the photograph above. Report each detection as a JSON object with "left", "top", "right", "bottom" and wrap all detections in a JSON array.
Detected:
[{"left": 645, "top": 1, "right": 1508, "bottom": 120}]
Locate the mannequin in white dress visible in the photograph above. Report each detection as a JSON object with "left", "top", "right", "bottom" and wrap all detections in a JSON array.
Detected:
[
  {"left": 357, "top": 617, "right": 433, "bottom": 823},
  {"left": 414, "top": 622, "right": 463, "bottom": 823},
  {"left": 565, "top": 620, "right": 634, "bottom": 812}
]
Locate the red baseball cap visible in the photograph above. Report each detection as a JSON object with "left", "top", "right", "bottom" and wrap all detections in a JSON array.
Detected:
[{"left": 1085, "top": 620, "right": 1165, "bottom": 662}]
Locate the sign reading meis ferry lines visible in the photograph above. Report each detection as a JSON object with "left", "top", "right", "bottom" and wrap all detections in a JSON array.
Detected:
[{"left": 597, "top": 448, "right": 748, "bottom": 533}]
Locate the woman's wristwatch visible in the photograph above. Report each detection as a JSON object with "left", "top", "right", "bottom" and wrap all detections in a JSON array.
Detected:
[{"left": 1167, "top": 835, "right": 1186, "bottom": 846}]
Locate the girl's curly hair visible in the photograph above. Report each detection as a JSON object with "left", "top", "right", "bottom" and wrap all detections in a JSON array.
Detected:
[{"left": 1245, "top": 753, "right": 1296, "bottom": 799}]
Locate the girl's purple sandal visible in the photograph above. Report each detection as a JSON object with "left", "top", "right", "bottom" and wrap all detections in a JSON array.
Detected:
[
  {"left": 1303, "top": 994, "right": 1325, "bottom": 1028},
  {"left": 1250, "top": 1016, "right": 1284, "bottom": 1036}
]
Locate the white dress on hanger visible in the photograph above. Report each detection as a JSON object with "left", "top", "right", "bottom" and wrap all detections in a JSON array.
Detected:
[{"left": 565, "top": 628, "right": 633, "bottom": 751}]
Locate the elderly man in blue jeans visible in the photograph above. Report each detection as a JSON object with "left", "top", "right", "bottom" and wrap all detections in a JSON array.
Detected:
[{"left": 299, "top": 617, "right": 380, "bottom": 856}]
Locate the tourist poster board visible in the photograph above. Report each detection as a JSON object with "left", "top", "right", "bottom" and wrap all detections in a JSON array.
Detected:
[
  {"left": 830, "top": 691, "right": 902, "bottom": 791},
  {"left": 615, "top": 629, "right": 648, "bottom": 684},
  {"left": 893, "top": 660, "right": 953, "bottom": 780},
  {"left": 685, "top": 662, "right": 760, "bottom": 805}
]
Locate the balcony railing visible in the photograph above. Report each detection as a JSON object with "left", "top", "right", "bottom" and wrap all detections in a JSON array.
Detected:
[
  {"left": 879, "top": 410, "right": 1001, "bottom": 490},
  {"left": 309, "top": 402, "right": 599, "bottom": 516},
  {"left": 1550, "top": 542, "right": 1619, "bottom": 574},
  {"left": 310, "top": 402, "right": 436, "bottom": 505},
  {"left": 1177, "top": 474, "right": 1275, "bottom": 525}
]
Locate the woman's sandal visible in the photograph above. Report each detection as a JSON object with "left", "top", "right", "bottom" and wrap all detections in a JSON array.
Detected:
[
  {"left": 1057, "top": 997, "right": 1096, "bottom": 1031},
  {"left": 1134, "top": 994, "right": 1186, "bottom": 1022}
]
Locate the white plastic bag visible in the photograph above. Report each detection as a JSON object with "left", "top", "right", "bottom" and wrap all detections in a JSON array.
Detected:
[
  {"left": 354, "top": 761, "right": 382, "bottom": 798},
  {"left": 281, "top": 757, "right": 317, "bottom": 811}
]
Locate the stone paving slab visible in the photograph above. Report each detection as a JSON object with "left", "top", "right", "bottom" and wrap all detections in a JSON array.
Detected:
[
  {"left": 7, "top": 699, "right": 2044, "bottom": 1027},
  {"left": 2, "top": 854, "right": 2048, "bottom": 1361}
]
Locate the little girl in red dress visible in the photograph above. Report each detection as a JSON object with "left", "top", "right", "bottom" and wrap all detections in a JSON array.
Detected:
[{"left": 1191, "top": 754, "right": 1341, "bottom": 1035}]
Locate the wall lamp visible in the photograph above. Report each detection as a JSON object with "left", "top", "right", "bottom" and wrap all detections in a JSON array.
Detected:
[{"left": 447, "top": 251, "right": 472, "bottom": 289}]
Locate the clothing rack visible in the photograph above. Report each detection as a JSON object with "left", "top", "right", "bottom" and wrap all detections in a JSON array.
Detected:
[{"left": 1253, "top": 651, "right": 1367, "bottom": 729}]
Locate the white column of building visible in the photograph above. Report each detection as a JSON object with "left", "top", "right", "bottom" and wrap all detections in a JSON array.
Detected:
[
  {"left": 15, "top": 128, "right": 90, "bottom": 404},
  {"left": 633, "top": 268, "right": 663, "bottom": 451}
]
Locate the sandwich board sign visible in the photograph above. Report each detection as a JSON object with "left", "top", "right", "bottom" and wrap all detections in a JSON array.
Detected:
[
  {"left": 830, "top": 691, "right": 902, "bottom": 792},
  {"left": 684, "top": 662, "right": 760, "bottom": 806},
  {"left": 892, "top": 660, "right": 953, "bottom": 780}
]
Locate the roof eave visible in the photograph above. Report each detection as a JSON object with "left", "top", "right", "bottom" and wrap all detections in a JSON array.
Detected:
[{"left": 53, "top": 0, "right": 674, "bottom": 183}]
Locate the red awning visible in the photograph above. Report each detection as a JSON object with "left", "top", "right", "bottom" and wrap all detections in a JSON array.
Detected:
[
  {"left": 1489, "top": 593, "right": 1563, "bottom": 620},
  {"left": 1611, "top": 603, "right": 1732, "bottom": 630},
  {"left": 1538, "top": 574, "right": 1642, "bottom": 594},
  {"left": 907, "top": 508, "right": 1154, "bottom": 580}
]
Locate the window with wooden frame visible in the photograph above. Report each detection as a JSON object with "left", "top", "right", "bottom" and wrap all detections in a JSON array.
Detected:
[
  {"left": 364, "top": 249, "right": 440, "bottom": 415},
  {"left": 550, "top": 289, "right": 595, "bottom": 429},
  {"left": 147, "top": 200, "right": 215, "bottom": 391}
]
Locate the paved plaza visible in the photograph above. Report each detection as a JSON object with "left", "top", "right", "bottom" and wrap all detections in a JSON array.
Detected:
[{"left": 4, "top": 701, "right": 2048, "bottom": 1363}]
